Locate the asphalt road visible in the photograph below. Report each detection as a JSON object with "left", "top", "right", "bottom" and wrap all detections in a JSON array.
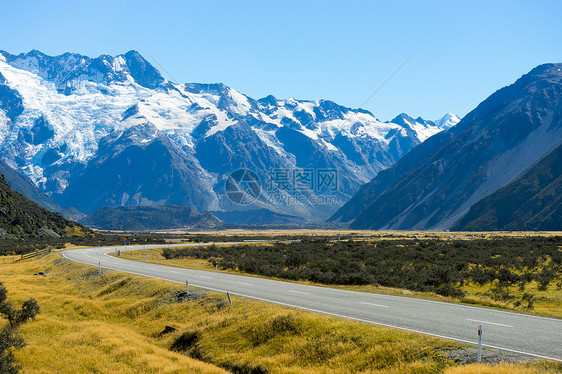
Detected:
[{"left": 63, "top": 243, "right": 562, "bottom": 361}]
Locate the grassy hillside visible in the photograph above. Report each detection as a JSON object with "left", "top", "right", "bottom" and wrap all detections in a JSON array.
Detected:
[
  {"left": 212, "top": 208, "right": 306, "bottom": 225},
  {"left": 81, "top": 205, "right": 223, "bottom": 231},
  {"left": 2, "top": 254, "right": 559, "bottom": 373},
  {"left": 0, "top": 160, "right": 84, "bottom": 221},
  {"left": 0, "top": 173, "right": 86, "bottom": 238}
]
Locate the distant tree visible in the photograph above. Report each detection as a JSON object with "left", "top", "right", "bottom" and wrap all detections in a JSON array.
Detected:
[{"left": 0, "top": 282, "right": 40, "bottom": 374}]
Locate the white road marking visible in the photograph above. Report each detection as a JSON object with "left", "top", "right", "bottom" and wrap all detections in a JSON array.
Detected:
[
  {"left": 466, "top": 319, "right": 513, "bottom": 328},
  {"left": 236, "top": 281, "right": 253, "bottom": 286},
  {"left": 360, "top": 301, "right": 389, "bottom": 308},
  {"left": 199, "top": 275, "right": 211, "bottom": 279},
  {"left": 289, "top": 290, "right": 310, "bottom": 295},
  {"left": 168, "top": 271, "right": 181, "bottom": 274}
]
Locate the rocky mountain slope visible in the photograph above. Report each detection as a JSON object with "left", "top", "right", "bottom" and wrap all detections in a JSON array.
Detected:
[
  {"left": 452, "top": 142, "right": 562, "bottom": 231},
  {"left": 333, "top": 63, "right": 562, "bottom": 230},
  {"left": 0, "top": 49, "right": 458, "bottom": 220}
]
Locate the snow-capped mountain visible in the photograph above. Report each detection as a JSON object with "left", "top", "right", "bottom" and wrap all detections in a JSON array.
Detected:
[
  {"left": 0, "top": 49, "right": 458, "bottom": 219},
  {"left": 434, "top": 113, "right": 461, "bottom": 130},
  {"left": 389, "top": 113, "right": 459, "bottom": 142}
]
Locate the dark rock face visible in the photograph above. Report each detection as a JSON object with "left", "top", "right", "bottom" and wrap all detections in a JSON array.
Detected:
[
  {"left": 0, "top": 72, "right": 24, "bottom": 123},
  {"left": 18, "top": 116, "right": 54, "bottom": 145},
  {"left": 123, "top": 50, "right": 165, "bottom": 89},
  {"left": 60, "top": 123, "right": 217, "bottom": 214},
  {"left": 196, "top": 122, "right": 285, "bottom": 174}
]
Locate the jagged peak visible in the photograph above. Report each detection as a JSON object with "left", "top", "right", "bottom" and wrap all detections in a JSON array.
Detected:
[
  {"left": 258, "top": 94, "right": 278, "bottom": 106},
  {"left": 25, "top": 49, "right": 47, "bottom": 58},
  {"left": 124, "top": 50, "right": 142, "bottom": 58},
  {"left": 0, "top": 49, "right": 165, "bottom": 90},
  {"left": 434, "top": 113, "right": 461, "bottom": 129},
  {"left": 391, "top": 113, "right": 416, "bottom": 125}
]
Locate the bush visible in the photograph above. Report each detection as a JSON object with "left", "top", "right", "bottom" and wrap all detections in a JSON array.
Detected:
[
  {"left": 522, "top": 292, "right": 536, "bottom": 309},
  {"left": 435, "top": 284, "right": 466, "bottom": 298},
  {"left": 159, "top": 237, "right": 562, "bottom": 301},
  {"left": 0, "top": 282, "right": 40, "bottom": 373}
]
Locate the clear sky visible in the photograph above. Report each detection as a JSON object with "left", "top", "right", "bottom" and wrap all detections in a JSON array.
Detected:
[{"left": 2, "top": 0, "right": 561, "bottom": 121}]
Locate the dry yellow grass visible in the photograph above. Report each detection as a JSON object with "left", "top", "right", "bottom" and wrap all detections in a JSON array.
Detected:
[
  {"left": 1, "top": 256, "right": 226, "bottom": 374},
  {"left": 1, "top": 254, "right": 559, "bottom": 373},
  {"left": 444, "top": 361, "right": 560, "bottom": 374},
  {"left": 0, "top": 254, "right": 20, "bottom": 263},
  {"left": 146, "top": 229, "right": 562, "bottom": 238},
  {"left": 63, "top": 225, "right": 89, "bottom": 237}
]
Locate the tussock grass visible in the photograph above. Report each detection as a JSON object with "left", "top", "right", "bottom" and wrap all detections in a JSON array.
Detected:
[
  {"left": 0, "top": 255, "right": 559, "bottom": 373},
  {"left": 1, "top": 256, "right": 226, "bottom": 374},
  {"left": 444, "top": 361, "right": 560, "bottom": 373},
  {"left": 152, "top": 229, "right": 562, "bottom": 238}
]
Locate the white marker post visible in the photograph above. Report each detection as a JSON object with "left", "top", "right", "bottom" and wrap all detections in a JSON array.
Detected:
[
  {"left": 98, "top": 262, "right": 101, "bottom": 275},
  {"left": 186, "top": 280, "right": 189, "bottom": 295},
  {"left": 477, "top": 325, "right": 482, "bottom": 362}
]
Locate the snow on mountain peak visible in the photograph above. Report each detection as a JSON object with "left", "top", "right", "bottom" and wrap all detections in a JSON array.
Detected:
[
  {"left": 389, "top": 113, "right": 440, "bottom": 142},
  {"left": 434, "top": 113, "right": 460, "bottom": 129},
  {"left": 0, "top": 49, "right": 457, "bottom": 216},
  {"left": 0, "top": 50, "right": 166, "bottom": 93}
]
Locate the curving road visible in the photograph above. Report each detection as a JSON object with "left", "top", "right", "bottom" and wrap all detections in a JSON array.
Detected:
[{"left": 63, "top": 243, "right": 562, "bottom": 361}]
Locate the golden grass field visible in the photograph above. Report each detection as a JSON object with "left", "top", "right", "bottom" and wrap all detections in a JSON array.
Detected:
[
  {"left": 0, "top": 253, "right": 560, "bottom": 373},
  {"left": 147, "top": 229, "right": 562, "bottom": 238}
]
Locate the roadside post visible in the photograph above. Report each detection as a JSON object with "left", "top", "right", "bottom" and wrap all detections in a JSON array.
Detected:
[
  {"left": 186, "top": 280, "right": 189, "bottom": 295},
  {"left": 98, "top": 262, "right": 101, "bottom": 275},
  {"left": 477, "top": 325, "right": 482, "bottom": 362},
  {"left": 227, "top": 292, "right": 232, "bottom": 305}
]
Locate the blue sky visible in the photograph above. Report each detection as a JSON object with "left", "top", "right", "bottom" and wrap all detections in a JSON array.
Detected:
[{"left": 2, "top": 0, "right": 561, "bottom": 121}]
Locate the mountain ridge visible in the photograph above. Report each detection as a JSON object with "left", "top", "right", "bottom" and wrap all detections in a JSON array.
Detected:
[
  {"left": 334, "top": 63, "right": 562, "bottom": 230},
  {"left": 0, "top": 49, "right": 459, "bottom": 220}
]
